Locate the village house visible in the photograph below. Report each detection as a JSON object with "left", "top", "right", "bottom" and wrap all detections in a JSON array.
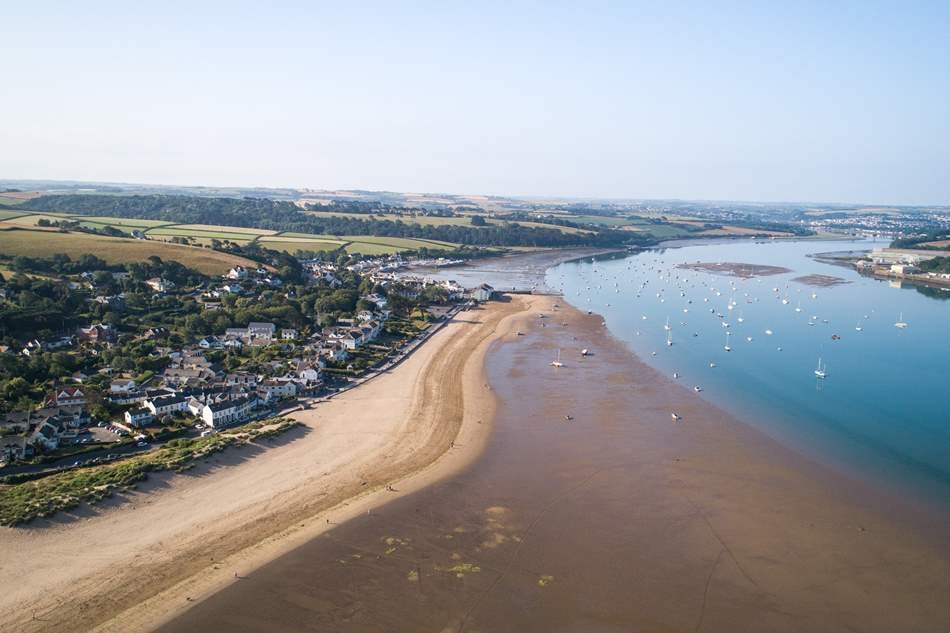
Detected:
[
  {"left": 124, "top": 408, "right": 154, "bottom": 428},
  {"left": 470, "top": 283, "right": 495, "bottom": 302},
  {"left": 146, "top": 277, "right": 175, "bottom": 293},
  {"left": 258, "top": 379, "right": 297, "bottom": 400},
  {"left": 319, "top": 342, "right": 350, "bottom": 362},
  {"left": 162, "top": 366, "right": 215, "bottom": 387},
  {"left": 108, "top": 389, "right": 147, "bottom": 405},
  {"left": 281, "top": 328, "right": 298, "bottom": 340},
  {"left": 48, "top": 386, "right": 87, "bottom": 407},
  {"left": 198, "top": 335, "right": 242, "bottom": 350},
  {"left": 143, "top": 327, "right": 169, "bottom": 340},
  {"left": 225, "top": 372, "right": 257, "bottom": 388},
  {"left": 227, "top": 266, "right": 248, "bottom": 280},
  {"left": 248, "top": 322, "right": 277, "bottom": 342},
  {"left": 201, "top": 396, "right": 256, "bottom": 429},
  {"left": 144, "top": 394, "right": 190, "bottom": 417},
  {"left": 225, "top": 322, "right": 277, "bottom": 345},
  {"left": 1, "top": 436, "right": 34, "bottom": 464},
  {"left": 110, "top": 378, "right": 137, "bottom": 393},
  {"left": 77, "top": 323, "right": 117, "bottom": 345}
]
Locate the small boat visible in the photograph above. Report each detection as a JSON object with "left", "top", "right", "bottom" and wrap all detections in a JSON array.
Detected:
[
  {"left": 724, "top": 331, "right": 732, "bottom": 352},
  {"left": 765, "top": 329, "right": 773, "bottom": 335},
  {"left": 693, "top": 386, "right": 702, "bottom": 392},
  {"left": 666, "top": 330, "right": 673, "bottom": 347},
  {"left": 671, "top": 412, "right": 681, "bottom": 421},
  {"left": 581, "top": 348, "right": 590, "bottom": 356},
  {"left": 550, "top": 349, "right": 564, "bottom": 368},
  {"left": 709, "top": 362, "right": 716, "bottom": 368},
  {"left": 855, "top": 321, "right": 862, "bottom": 332},
  {"left": 672, "top": 372, "right": 679, "bottom": 378},
  {"left": 664, "top": 317, "right": 671, "bottom": 331},
  {"left": 746, "top": 336, "right": 753, "bottom": 342},
  {"left": 814, "top": 357, "right": 827, "bottom": 379},
  {"left": 516, "top": 331, "right": 524, "bottom": 336},
  {"left": 894, "top": 312, "right": 908, "bottom": 329}
]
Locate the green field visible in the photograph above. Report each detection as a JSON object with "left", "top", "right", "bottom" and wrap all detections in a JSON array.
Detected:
[
  {"left": 3, "top": 213, "right": 72, "bottom": 226},
  {"left": 168, "top": 223, "right": 277, "bottom": 236},
  {"left": 258, "top": 233, "right": 455, "bottom": 255},
  {"left": 79, "top": 216, "right": 174, "bottom": 228},
  {"left": 0, "top": 227, "right": 260, "bottom": 275},
  {"left": 305, "top": 210, "right": 591, "bottom": 234},
  {"left": 559, "top": 214, "right": 635, "bottom": 227},
  {"left": 0, "top": 212, "right": 463, "bottom": 260},
  {"left": 146, "top": 227, "right": 260, "bottom": 241},
  {"left": 0, "top": 209, "right": 31, "bottom": 220}
]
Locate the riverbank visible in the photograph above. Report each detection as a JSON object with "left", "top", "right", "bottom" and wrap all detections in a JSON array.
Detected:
[
  {"left": 0, "top": 296, "right": 539, "bottom": 633},
  {"left": 156, "top": 296, "right": 950, "bottom": 633}
]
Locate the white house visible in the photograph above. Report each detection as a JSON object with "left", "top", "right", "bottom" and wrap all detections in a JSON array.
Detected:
[
  {"left": 280, "top": 328, "right": 298, "bottom": 340},
  {"left": 247, "top": 322, "right": 276, "bottom": 342},
  {"left": 144, "top": 394, "right": 190, "bottom": 416},
  {"left": 146, "top": 278, "right": 175, "bottom": 293},
  {"left": 471, "top": 283, "right": 494, "bottom": 302},
  {"left": 201, "top": 396, "right": 256, "bottom": 429},
  {"left": 258, "top": 380, "right": 297, "bottom": 399},
  {"left": 227, "top": 266, "right": 248, "bottom": 280},
  {"left": 124, "top": 408, "right": 154, "bottom": 428},
  {"left": 49, "top": 387, "right": 86, "bottom": 407},
  {"left": 110, "top": 378, "right": 137, "bottom": 393}
]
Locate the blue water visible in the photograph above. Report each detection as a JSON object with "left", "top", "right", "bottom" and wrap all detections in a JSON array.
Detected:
[{"left": 546, "top": 239, "right": 950, "bottom": 507}]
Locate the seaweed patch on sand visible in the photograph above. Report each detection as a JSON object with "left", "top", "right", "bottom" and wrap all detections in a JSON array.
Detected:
[
  {"left": 792, "top": 274, "right": 850, "bottom": 287},
  {"left": 677, "top": 262, "right": 791, "bottom": 278}
]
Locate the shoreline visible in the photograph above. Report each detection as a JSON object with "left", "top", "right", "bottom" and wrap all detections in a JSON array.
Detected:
[{"left": 0, "top": 295, "right": 543, "bottom": 633}]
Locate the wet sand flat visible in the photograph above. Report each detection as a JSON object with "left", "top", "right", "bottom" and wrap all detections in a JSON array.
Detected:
[{"left": 156, "top": 299, "right": 950, "bottom": 633}]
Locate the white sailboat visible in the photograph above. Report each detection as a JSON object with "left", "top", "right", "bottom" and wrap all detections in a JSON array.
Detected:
[
  {"left": 666, "top": 329, "right": 673, "bottom": 346},
  {"left": 724, "top": 331, "right": 732, "bottom": 352},
  {"left": 855, "top": 321, "right": 863, "bottom": 332},
  {"left": 550, "top": 349, "right": 564, "bottom": 368},
  {"left": 664, "top": 317, "right": 671, "bottom": 331},
  {"left": 814, "top": 357, "right": 827, "bottom": 378},
  {"left": 894, "top": 312, "right": 908, "bottom": 329}
]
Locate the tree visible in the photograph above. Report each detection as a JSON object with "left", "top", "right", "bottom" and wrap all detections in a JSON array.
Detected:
[{"left": 470, "top": 215, "right": 487, "bottom": 226}]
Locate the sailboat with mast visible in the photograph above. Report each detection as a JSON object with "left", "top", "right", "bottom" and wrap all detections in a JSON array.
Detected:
[
  {"left": 894, "top": 312, "right": 908, "bottom": 329},
  {"left": 814, "top": 356, "right": 827, "bottom": 378},
  {"left": 550, "top": 349, "right": 564, "bottom": 368},
  {"left": 724, "top": 330, "right": 731, "bottom": 352}
]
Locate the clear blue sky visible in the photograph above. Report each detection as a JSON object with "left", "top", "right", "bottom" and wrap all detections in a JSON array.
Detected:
[{"left": 2, "top": 1, "right": 948, "bottom": 205}]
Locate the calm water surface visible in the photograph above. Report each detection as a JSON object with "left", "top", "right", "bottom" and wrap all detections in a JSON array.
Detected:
[{"left": 547, "top": 239, "right": 950, "bottom": 507}]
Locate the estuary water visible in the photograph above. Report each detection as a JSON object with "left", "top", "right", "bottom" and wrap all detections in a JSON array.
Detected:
[{"left": 547, "top": 238, "right": 950, "bottom": 508}]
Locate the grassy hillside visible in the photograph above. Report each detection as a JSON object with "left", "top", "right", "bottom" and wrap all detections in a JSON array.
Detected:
[
  {"left": 0, "top": 227, "right": 259, "bottom": 275},
  {"left": 1, "top": 211, "right": 461, "bottom": 255}
]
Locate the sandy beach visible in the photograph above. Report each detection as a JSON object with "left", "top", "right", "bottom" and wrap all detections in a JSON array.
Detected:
[
  {"left": 0, "top": 296, "right": 536, "bottom": 633},
  {"left": 156, "top": 296, "right": 950, "bottom": 633}
]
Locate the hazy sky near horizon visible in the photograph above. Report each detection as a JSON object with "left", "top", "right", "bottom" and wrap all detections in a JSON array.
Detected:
[{"left": 2, "top": 2, "right": 949, "bottom": 205}]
